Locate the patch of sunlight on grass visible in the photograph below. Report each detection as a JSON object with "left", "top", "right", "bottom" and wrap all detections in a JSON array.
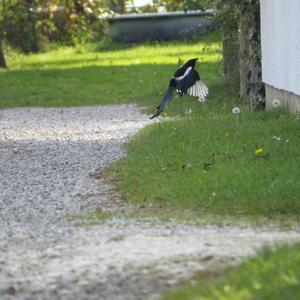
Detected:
[{"left": 7, "top": 33, "right": 222, "bottom": 70}]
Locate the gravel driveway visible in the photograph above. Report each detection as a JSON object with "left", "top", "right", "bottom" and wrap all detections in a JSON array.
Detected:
[{"left": 0, "top": 105, "right": 299, "bottom": 300}]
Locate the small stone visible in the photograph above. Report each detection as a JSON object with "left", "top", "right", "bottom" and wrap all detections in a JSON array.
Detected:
[
  {"left": 43, "top": 248, "right": 60, "bottom": 259},
  {"left": 0, "top": 285, "right": 17, "bottom": 296}
]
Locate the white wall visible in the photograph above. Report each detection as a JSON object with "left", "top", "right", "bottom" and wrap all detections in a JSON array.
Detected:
[{"left": 260, "top": 0, "right": 300, "bottom": 96}]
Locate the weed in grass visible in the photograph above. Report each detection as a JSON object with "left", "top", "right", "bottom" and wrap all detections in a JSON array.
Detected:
[
  {"left": 109, "top": 234, "right": 125, "bottom": 242},
  {"left": 73, "top": 211, "right": 114, "bottom": 227}
]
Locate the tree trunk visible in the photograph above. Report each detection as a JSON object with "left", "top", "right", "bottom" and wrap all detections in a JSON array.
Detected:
[
  {"left": 0, "top": 40, "right": 6, "bottom": 69},
  {"left": 248, "top": 0, "right": 265, "bottom": 110},
  {"left": 221, "top": 20, "right": 239, "bottom": 93},
  {"left": 238, "top": 0, "right": 264, "bottom": 109},
  {"left": 222, "top": 34, "right": 238, "bottom": 77},
  {"left": 116, "top": 0, "right": 125, "bottom": 13},
  {"left": 218, "top": 1, "right": 240, "bottom": 94},
  {"left": 239, "top": 1, "right": 250, "bottom": 103},
  {"left": 73, "top": 0, "right": 84, "bottom": 14},
  {"left": 110, "top": 0, "right": 126, "bottom": 13},
  {"left": 28, "top": 0, "right": 38, "bottom": 52}
]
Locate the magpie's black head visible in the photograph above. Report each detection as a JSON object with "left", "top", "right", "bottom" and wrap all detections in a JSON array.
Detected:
[
  {"left": 186, "top": 58, "right": 198, "bottom": 67},
  {"left": 169, "top": 78, "right": 177, "bottom": 87}
]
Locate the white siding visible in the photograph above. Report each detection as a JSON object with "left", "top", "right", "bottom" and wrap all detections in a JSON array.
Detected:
[{"left": 260, "top": 0, "right": 300, "bottom": 96}]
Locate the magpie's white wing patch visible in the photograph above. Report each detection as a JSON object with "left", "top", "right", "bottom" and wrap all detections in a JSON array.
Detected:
[
  {"left": 187, "top": 80, "right": 209, "bottom": 102},
  {"left": 176, "top": 66, "right": 192, "bottom": 80}
]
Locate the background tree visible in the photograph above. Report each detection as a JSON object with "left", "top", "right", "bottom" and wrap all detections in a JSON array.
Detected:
[
  {"left": 158, "top": 0, "right": 204, "bottom": 11},
  {"left": 109, "top": 0, "right": 125, "bottom": 13},
  {"left": 0, "top": 0, "right": 7, "bottom": 68},
  {"left": 0, "top": 0, "right": 109, "bottom": 54},
  {"left": 1, "top": 0, "right": 42, "bottom": 53},
  {"left": 0, "top": 41, "right": 6, "bottom": 69},
  {"left": 216, "top": 0, "right": 263, "bottom": 110},
  {"left": 216, "top": 1, "right": 239, "bottom": 92}
]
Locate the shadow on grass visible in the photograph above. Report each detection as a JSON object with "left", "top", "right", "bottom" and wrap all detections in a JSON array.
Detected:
[{"left": 95, "top": 33, "right": 221, "bottom": 52}]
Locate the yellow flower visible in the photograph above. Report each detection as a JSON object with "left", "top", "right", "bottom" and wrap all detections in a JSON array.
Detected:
[
  {"left": 255, "top": 148, "right": 263, "bottom": 155},
  {"left": 161, "top": 166, "right": 168, "bottom": 172},
  {"left": 70, "top": 14, "right": 78, "bottom": 20}
]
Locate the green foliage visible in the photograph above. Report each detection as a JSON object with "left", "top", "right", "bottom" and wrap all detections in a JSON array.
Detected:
[
  {"left": 165, "top": 243, "right": 300, "bottom": 300},
  {"left": 0, "top": 1, "right": 109, "bottom": 54},
  {"left": 55, "top": 0, "right": 109, "bottom": 45},
  {"left": 153, "top": 0, "right": 215, "bottom": 11},
  {"left": 108, "top": 0, "right": 126, "bottom": 13},
  {"left": 1, "top": 1, "right": 40, "bottom": 52}
]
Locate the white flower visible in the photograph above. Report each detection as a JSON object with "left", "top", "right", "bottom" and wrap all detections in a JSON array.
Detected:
[
  {"left": 85, "top": 7, "right": 93, "bottom": 14},
  {"left": 272, "top": 136, "right": 281, "bottom": 141},
  {"left": 272, "top": 99, "right": 280, "bottom": 108},
  {"left": 198, "top": 97, "right": 206, "bottom": 103},
  {"left": 232, "top": 107, "right": 240, "bottom": 114},
  {"left": 185, "top": 108, "right": 192, "bottom": 117}
]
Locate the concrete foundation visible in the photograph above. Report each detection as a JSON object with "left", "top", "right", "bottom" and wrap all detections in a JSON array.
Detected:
[{"left": 265, "top": 84, "right": 300, "bottom": 113}]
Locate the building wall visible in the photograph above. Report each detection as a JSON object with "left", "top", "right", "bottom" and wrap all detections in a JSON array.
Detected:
[{"left": 260, "top": 0, "right": 300, "bottom": 112}]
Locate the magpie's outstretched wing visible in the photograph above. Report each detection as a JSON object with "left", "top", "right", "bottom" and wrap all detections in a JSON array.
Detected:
[
  {"left": 187, "top": 79, "right": 209, "bottom": 101},
  {"left": 179, "top": 68, "right": 209, "bottom": 101},
  {"left": 150, "top": 85, "right": 175, "bottom": 119}
]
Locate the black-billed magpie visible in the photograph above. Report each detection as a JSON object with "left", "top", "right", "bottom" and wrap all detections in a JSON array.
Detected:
[{"left": 150, "top": 58, "right": 208, "bottom": 119}]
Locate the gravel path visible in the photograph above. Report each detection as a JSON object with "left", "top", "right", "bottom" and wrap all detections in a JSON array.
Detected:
[{"left": 0, "top": 105, "right": 299, "bottom": 300}]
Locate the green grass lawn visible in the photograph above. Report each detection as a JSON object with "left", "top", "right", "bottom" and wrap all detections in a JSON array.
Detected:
[
  {"left": 164, "top": 243, "right": 300, "bottom": 300},
  {"left": 0, "top": 33, "right": 221, "bottom": 108},
  {"left": 108, "top": 106, "right": 300, "bottom": 216},
  {"left": 2, "top": 32, "right": 300, "bottom": 300}
]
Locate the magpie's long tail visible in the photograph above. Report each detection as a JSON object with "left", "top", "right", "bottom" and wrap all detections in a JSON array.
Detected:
[{"left": 150, "top": 86, "right": 174, "bottom": 119}]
